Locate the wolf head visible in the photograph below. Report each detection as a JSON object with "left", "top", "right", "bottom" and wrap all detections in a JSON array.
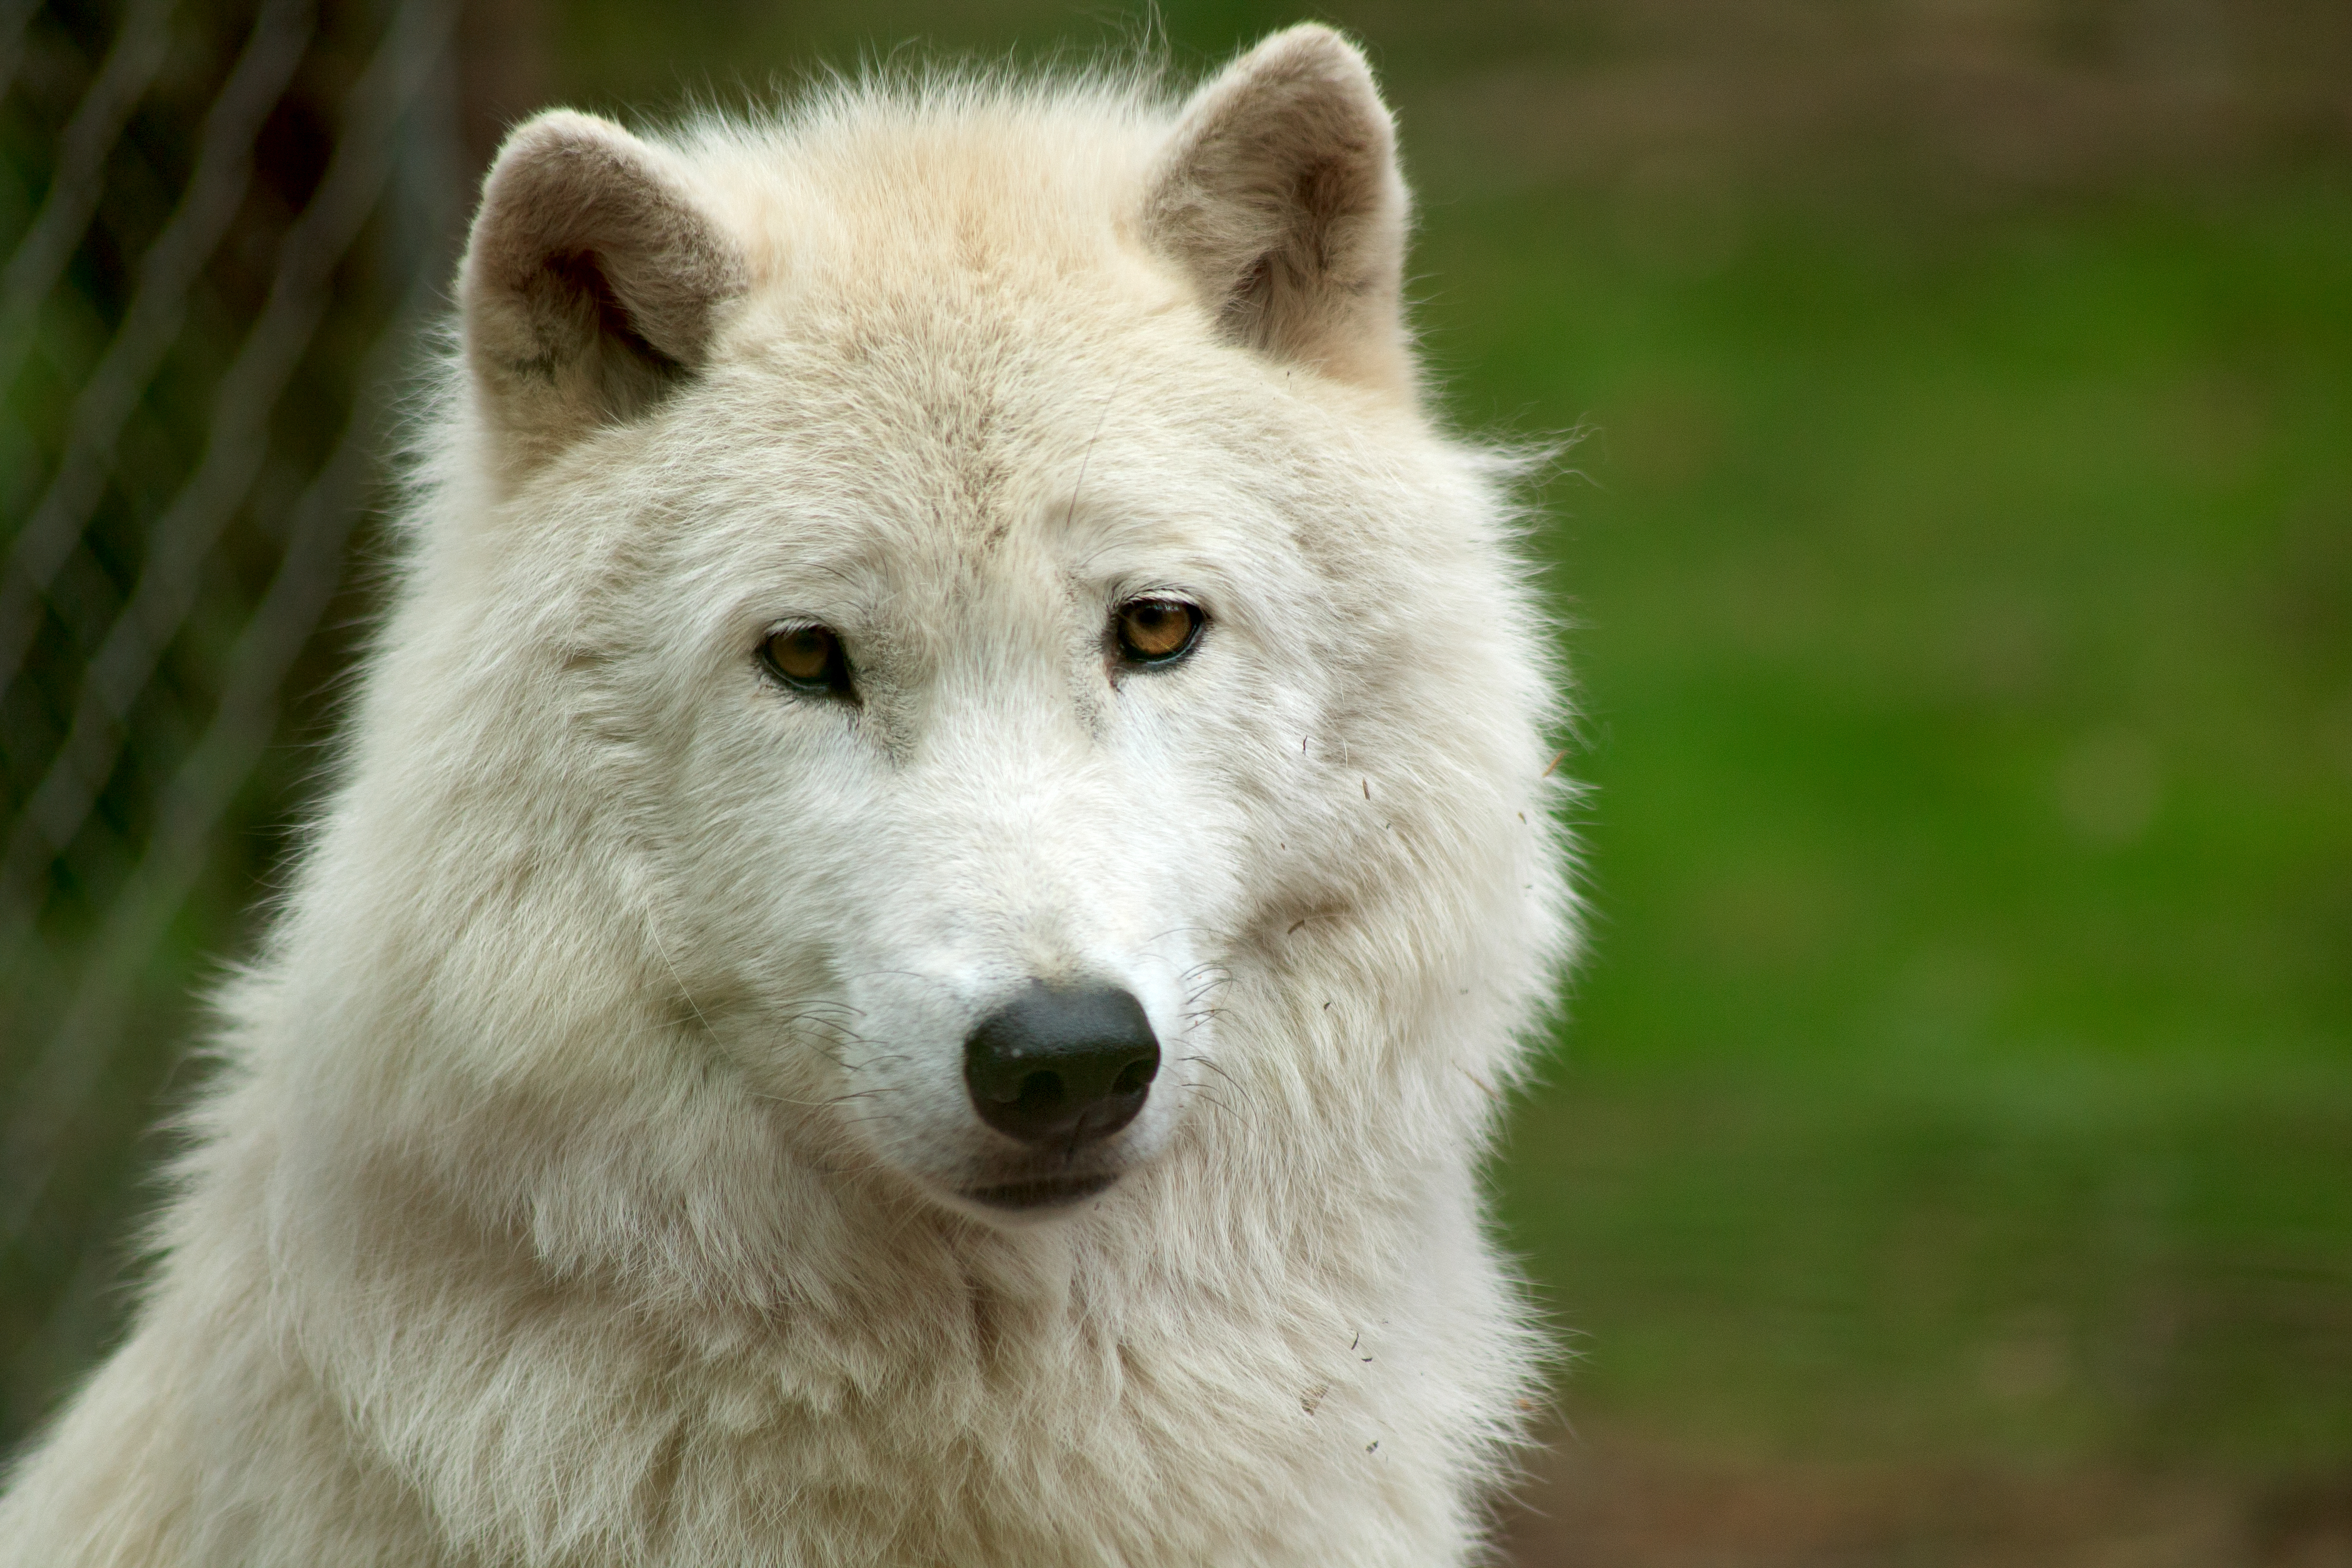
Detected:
[{"left": 268, "top": 28, "right": 1566, "bottom": 1300}]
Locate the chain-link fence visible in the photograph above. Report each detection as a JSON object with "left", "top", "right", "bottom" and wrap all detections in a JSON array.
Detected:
[{"left": 0, "top": 0, "right": 469, "bottom": 1449}]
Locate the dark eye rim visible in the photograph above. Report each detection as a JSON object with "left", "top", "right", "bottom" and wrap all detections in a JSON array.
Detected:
[
  {"left": 1113, "top": 596, "right": 1206, "bottom": 666},
  {"left": 757, "top": 622, "right": 858, "bottom": 702}
]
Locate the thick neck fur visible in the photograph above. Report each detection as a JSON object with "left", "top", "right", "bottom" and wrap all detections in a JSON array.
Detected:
[{"left": 182, "top": 851, "right": 1532, "bottom": 1565}]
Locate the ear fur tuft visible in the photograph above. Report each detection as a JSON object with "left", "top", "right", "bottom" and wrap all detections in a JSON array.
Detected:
[
  {"left": 460, "top": 111, "right": 748, "bottom": 474},
  {"left": 1146, "top": 26, "right": 1412, "bottom": 396}
]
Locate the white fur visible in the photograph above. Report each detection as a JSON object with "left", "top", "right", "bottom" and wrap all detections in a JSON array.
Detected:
[{"left": 2, "top": 28, "right": 1575, "bottom": 1566}]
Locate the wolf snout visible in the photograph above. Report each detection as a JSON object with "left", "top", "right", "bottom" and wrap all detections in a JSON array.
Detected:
[{"left": 964, "top": 983, "right": 1159, "bottom": 1149}]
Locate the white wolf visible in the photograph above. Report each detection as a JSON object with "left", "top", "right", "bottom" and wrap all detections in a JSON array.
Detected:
[{"left": 1, "top": 25, "right": 1572, "bottom": 1566}]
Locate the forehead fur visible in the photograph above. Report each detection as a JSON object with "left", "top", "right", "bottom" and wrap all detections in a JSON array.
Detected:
[{"left": 680, "top": 74, "right": 1171, "bottom": 293}]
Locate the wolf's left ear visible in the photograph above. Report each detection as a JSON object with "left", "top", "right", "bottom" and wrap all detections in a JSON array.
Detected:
[
  {"left": 1146, "top": 25, "right": 1411, "bottom": 396},
  {"left": 460, "top": 111, "right": 748, "bottom": 475}
]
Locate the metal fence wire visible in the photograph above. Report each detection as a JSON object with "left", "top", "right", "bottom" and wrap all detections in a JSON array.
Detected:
[{"left": 0, "top": 0, "right": 465, "bottom": 1447}]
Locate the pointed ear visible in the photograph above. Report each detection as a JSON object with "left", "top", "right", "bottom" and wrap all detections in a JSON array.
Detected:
[
  {"left": 460, "top": 111, "right": 748, "bottom": 473},
  {"left": 1145, "top": 26, "right": 1412, "bottom": 396}
]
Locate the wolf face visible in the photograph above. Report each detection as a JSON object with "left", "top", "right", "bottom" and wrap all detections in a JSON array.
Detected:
[
  {"left": 401, "top": 29, "right": 1542, "bottom": 1241},
  {"left": 623, "top": 324, "right": 1299, "bottom": 1220}
]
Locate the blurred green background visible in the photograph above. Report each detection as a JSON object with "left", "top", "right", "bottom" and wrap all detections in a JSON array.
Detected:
[{"left": 6, "top": 1, "right": 2349, "bottom": 1560}]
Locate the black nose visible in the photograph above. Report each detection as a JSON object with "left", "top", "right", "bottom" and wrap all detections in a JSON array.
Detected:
[{"left": 964, "top": 983, "right": 1160, "bottom": 1148}]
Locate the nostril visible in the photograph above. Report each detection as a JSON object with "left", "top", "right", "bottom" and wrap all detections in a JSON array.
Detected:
[
  {"left": 1015, "top": 1069, "right": 1064, "bottom": 1114},
  {"left": 964, "top": 983, "right": 1161, "bottom": 1149}
]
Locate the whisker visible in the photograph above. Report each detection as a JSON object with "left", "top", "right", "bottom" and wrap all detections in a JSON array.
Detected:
[
  {"left": 639, "top": 906, "right": 717, "bottom": 1037},
  {"left": 1188, "top": 1091, "right": 1241, "bottom": 1125},
  {"left": 1179, "top": 1054, "right": 1256, "bottom": 1109}
]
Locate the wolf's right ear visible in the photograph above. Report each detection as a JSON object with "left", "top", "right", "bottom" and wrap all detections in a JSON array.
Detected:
[{"left": 460, "top": 112, "right": 747, "bottom": 475}]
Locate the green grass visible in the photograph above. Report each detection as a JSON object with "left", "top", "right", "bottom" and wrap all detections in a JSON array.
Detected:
[{"left": 1414, "top": 181, "right": 2352, "bottom": 1469}]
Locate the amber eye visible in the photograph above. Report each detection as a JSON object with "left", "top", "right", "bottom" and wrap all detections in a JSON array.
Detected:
[
  {"left": 1114, "top": 598, "right": 1203, "bottom": 665},
  {"left": 759, "top": 624, "right": 852, "bottom": 698}
]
